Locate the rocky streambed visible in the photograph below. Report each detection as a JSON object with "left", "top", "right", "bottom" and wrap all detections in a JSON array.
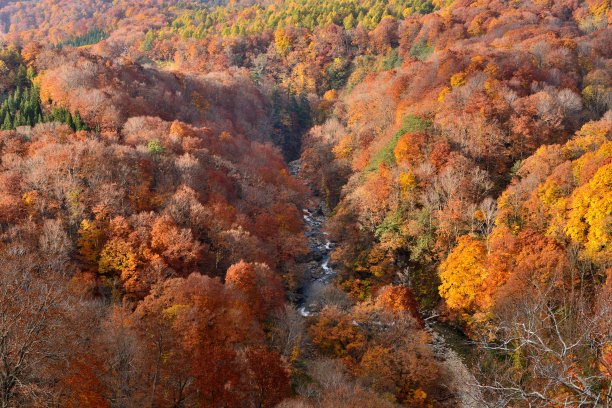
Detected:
[
  {"left": 289, "top": 160, "right": 482, "bottom": 406},
  {"left": 288, "top": 160, "right": 337, "bottom": 316},
  {"left": 297, "top": 205, "right": 336, "bottom": 316}
]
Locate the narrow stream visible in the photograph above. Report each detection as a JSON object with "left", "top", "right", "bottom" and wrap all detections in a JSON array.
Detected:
[
  {"left": 289, "top": 160, "right": 482, "bottom": 406},
  {"left": 288, "top": 160, "right": 337, "bottom": 316},
  {"left": 297, "top": 207, "right": 336, "bottom": 316}
]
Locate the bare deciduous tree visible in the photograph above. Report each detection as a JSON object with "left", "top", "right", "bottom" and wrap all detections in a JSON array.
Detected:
[
  {"left": 0, "top": 264, "right": 63, "bottom": 408},
  {"left": 473, "top": 283, "right": 612, "bottom": 407}
]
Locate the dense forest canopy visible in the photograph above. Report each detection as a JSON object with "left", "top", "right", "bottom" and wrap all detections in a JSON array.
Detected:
[{"left": 0, "top": 0, "right": 610, "bottom": 406}]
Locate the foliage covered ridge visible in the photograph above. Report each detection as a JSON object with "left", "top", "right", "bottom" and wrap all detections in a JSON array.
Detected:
[{"left": 0, "top": 0, "right": 609, "bottom": 406}]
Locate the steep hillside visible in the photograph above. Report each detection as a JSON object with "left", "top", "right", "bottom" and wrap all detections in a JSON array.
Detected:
[{"left": 0, "top": 0, "right": 609, "bottom": 406}]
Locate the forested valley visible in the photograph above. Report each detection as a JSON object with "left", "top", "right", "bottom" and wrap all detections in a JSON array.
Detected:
[{"left": 0, "top": 0, "right": 610, "bottom": 406}]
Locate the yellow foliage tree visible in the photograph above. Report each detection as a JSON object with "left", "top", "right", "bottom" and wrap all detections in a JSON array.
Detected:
[
  {"left": 437, "top": 86, "right": 450, "bottom": 102},
  {"left": 439, "top": 235, "right": 487, "bottom": 312},
  {"left": 332, "top": 135, "right": 353, "bottom": 159},
  {"left": 289, "top": 62, "right": 316, "bottom": 94},
  {"left": 565, "top": 163, "right": 612, "bottom": 263},
  {"left": 323, "top": 89, "right": 338, "bottom": 101},
  {"left": 398, "top": 171, "right": 417, "bottom": 198},
  {"left": 98, "top": 238, "right": 138, "bottom": 275},
  {"left": 274, "top": 29, "right": 290, "bottom": 56},
  {"left": 450, "top": 72, "right": 467, "bottom": 88},
  {"left": 78, "top": 219, "right": 105, "bottom": 263}
]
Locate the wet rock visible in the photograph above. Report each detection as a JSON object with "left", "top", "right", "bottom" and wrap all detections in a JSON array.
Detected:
[
  {"left": 304, "top": 261, "right": 320, "bottom": 280},
  {"left": 310, "top": 270, "right": 323, "bottom": 281},
  {"left": 311, "top": 249, "right": 323, "bottom": 262}
]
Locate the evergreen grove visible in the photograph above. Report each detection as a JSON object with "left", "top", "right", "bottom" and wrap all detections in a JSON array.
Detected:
[{"left": 1, "top": 85, "right": 88, "bottom": 131}]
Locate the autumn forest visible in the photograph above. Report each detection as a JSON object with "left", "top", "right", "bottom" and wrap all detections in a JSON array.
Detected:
[{"left": 0, "top": 0, "right": 610, "bottom": 406}]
